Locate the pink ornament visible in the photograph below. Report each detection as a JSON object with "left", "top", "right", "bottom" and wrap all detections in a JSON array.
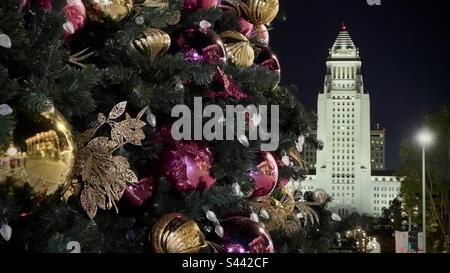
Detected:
[
  {"left": 239, "top": 18, "right": 254, "bottom": 37},
  {"left": 63, "top": 0, "right": 86, "bottom": 36},
  {"left": 184, "top": 0, "right": 220, "bottom": 12},
  {"left": 123, "top": 177, "right": 154, "bottom": 207},
  {"left": 278, "top": 178, "right": 289, "bottom": 189},
  {"left": 249, "top": 24, "right": 269, "bottom": 46},
  {"left": 207, "top": 67, "right": 249, "bottom": 100},
  {"left": 174, "top": 27, "right": 227, "bottom": 65},
  {"left": 249, "top": 152, "right": 278, "bottom": 198},
  {"left": 162, "top": 141, "right": 216, "bottom": 192},
  {"left": 254, "top": 45, "right": 280, "bottom": 73},
  {"left": 19, "top": 0, "right": 51, "bottom": 11},
  {"left": 38, "top": 0, "right": 52, "bottom": 11},
  {"left": 218, "top": 217, "right": 274, "bottom": 253}
]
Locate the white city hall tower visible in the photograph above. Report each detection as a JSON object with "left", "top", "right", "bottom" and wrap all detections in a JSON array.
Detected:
[{"left": 297, "top": 25, "right": 401, "bottom": 217}]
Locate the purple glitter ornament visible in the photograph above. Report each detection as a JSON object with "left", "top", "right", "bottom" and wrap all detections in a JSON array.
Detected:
[
  {"left": 254, "top": 45, "right": 280, "bottom": 89},
  {"left": 249, "top": 152, "right": 278, "bottom": 198},
  {"left": 219, "top": 216, "right": 274, "bottom": 253},
  {"left": 161, "top": 141, "right": 216, "bottom": 192},
  {"left": 123, "top": 177, "right": 154, "bottom": 206},
  {"left": 174, "top": 27, "right": 227, "bottom": 65},
  {"left": 184, "top": 0, "right": 220, "bottom": 12}
]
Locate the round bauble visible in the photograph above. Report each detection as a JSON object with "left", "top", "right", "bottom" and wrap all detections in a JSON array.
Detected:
[
  {"left": 161, "top": 141, "right": 216, "bottom": 192},
  {"left": 184, "top": 0, "right": 220, "bottom": 12},
  {"left": 173, "top": 27, "right": 227, "bottom": 65},
  {"left": 0, "top": 107, "right": 75, "bottom": 197},
  {"left": 84, "top": 0, "right": 133, "bottom": 24},
  {"left": 218, "top": 216, "right": 274, "bottom": 253},
  {"left": 151, "top": 213, "right": 207, "bottom": 253},
  {"left": 63, "top": 0, "right": 86, "bottom": 36},
  {"left": 248, "top": 24, "right": 269, "bottom": 45},
  {"left": 254, "top": 45, "right": 280, "bottom": 89},
  {"left": 122, "top": 176, "right": 154, "bottom": 207},
  {"left": 248, "top": 152, "right": 278, "bottom": 198}
]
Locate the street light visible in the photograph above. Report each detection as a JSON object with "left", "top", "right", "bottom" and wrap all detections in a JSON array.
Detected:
[{"left": 416, "top": 128, "right": 434, "bottom": 253}]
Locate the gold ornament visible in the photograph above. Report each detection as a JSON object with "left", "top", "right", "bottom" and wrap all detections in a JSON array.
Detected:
[
  {"left": 151, "top": 213, "right": 208, "bottom": 253},
  {"left": 70, "top": 102, "right": 148, "bottom": 219},
  {"left": 131, "top": 28, "right": 171, "bottom": 62},
  {"left": 0, "top": 109, "right": 75, "bottom": 196},
  {"left": 254, "top": 188, "right": 325, "bottom": 234},
  {"left": 241, "top": 0, "right": 279, "bottom": 25},
  {"left": 85, "top": 0, "right": 134, "bottom": 23},
  {"left": 138, "top": 0, "right": 169, "bottom": 8},
  {"left": 220, "top": 31, "right": 255, "bottom": 67}
]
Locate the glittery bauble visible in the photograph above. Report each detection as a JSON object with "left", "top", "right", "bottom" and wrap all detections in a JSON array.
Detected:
[
  {"left": 84, "top": 0, "right": 133, "bottom": 23},
  {"left": 218, "top": 216, "right": 274, "bottom": 253},
  {"left": 248, "top": 152, "right": 278, "bottom": 198},
  {"left": 0, "top": 108, "right": 75, "bottom": 197},
  {"left": 63, "top": 0, "right": 86, "bottom": 36},
  {"left": 173, "top": 27, "right": 227, "bottom": 65},
  {"left": 131, "top": 28, "right": 171, "bottom": 62},
  {"left": 161, "top": 141, "right": 216, "bottom": 192},
  {"left": 122, "top": 177, "right": 154, "bottom": 206},
  {"left": 184, "top": 0, "right": 220, "bottom": 12},
  {"left": 248, "top": 24, "right": 269, "bottom": 45},
  {"left": 151, "top": 213, "right": 207, "bottom": 253}
]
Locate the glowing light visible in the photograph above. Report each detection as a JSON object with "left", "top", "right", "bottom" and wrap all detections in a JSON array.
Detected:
[{"left": 6, "top": 144, "right": 18, "bottom": 156}]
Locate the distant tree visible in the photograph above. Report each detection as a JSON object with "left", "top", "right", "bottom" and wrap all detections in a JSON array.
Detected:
[{"left": 396, "top": 106, "right": 450, "bottom": 252}]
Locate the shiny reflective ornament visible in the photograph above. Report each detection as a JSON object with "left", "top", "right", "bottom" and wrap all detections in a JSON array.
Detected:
[
  {"left": 254, "top": 45, "right": 280, "bottom": 89},
  {"left": 84, "top": 0, "right": 133, "bottom": 23},
  {"left": 184, "top": 0, "right": 220, "bottom": 12},
  {"left": 0, "top": 34, "right": 12, "bottom": 49},
  {"left": 151, "top": 213, "right": 207, "bottom": 253},
  {"left": 131, "top": 28, "right": 171, "bottom": 62},
  {"left": 173, "top": 27, "right": 227, "bottom": 65},
  {"left": 0, "top": 109, "right": 75, "bottom": 196},
  {"left": 239, "top": 18, "right": 254, "bottom": 36},
  {"left": 122, "top": 177, "right": 154, "bottom": 206},
  {"left": 248, "top": 152, "right": 278, "bottom": 198},
  {"left": 218, "top": 216, "right": 274, "bottom": 253},
  {"left": 241, "top": 0, "right": 279, "bottom": 25},
  {"left": 0, "top": 104, "right": 13, "bottom": 116},
  {"left": 161, "top": 141, "right": 216, "bottom": 192},
  {"left": 220, "top": 31, "right": 255, "bottom": 67},
  {"left": 248, "top": 24, "right": 269, "bottom": 45},
  {"left": 63, "top": 0, "right": 86, "bottom": 36}
]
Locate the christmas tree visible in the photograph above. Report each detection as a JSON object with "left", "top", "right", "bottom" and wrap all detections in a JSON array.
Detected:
[{"left": 0, "top": 0, "right": 336, "bottom": 253}]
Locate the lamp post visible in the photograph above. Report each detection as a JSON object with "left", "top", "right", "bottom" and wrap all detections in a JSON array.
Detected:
[{"left": 416, "top": 129, "right": 434, "bottom": 253}]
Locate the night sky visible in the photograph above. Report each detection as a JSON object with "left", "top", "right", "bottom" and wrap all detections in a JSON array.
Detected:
[{"left": 270, "top": 0, "right": 450, "bottom": 169}]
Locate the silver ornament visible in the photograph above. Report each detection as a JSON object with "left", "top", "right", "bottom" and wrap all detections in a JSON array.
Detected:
[
  {"left": 238, "top": 135, "right": 249, "bottom": 147},
  {"left": 135, "top": 16, "right": 145, "bottom": 25},
  {"left": 0, "top": 104, "right": 13, "bottom": 116},
  {"left": 260, "top": 209, "right": 270, "bottom": 220},
  {"left": 250, "top": 212, "right": 259, "bottom": 223},
  {"left": 206, "top": 210, "right": 219, "bottom": 224},
  {"left": 146, "top": 109, "right": 156, "bottom": 127},
  {"left": 175, "top": 82, "right": 185, "bottom": 91},
  {"left": 0, "top": 224, "right": 12, "bottom": 242},
  {"left": 0, "top": 33, "right": 12, "bottom": 48},
  {"left": 63, "top": 21, "right": 75, "bottom": 34},
  {"left": 331, "top": 213, "right": 341, "bottom": 222},
  {"left": 215, "top": 225, "right": 224, "bottom": 238},
  {"left": 199, "top": 20, "right": 212, "bottom": 29}
]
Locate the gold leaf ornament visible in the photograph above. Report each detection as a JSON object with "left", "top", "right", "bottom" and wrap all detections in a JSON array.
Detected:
[
  {"left": 72, "top": 102, "right": 148, "bottom": 219},
  {"left": 85, "top": 0, "right": 134, "bottom": 23},
  {"left": 220, "top": 31, "right": 255, "bottom": 67},
  {"left": 151, "top": 213, "right": 208, "bottom": 253},
  {"left": 131, "top": 28, "right": 171, "bottom": 62},
  {"left": 241, "top": 0, "right": 279, "bottom": 25}
]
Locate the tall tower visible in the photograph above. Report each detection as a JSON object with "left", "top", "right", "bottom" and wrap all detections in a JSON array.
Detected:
[{"left": 315, "top": 24, "right": 372, "bottom": 216}]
